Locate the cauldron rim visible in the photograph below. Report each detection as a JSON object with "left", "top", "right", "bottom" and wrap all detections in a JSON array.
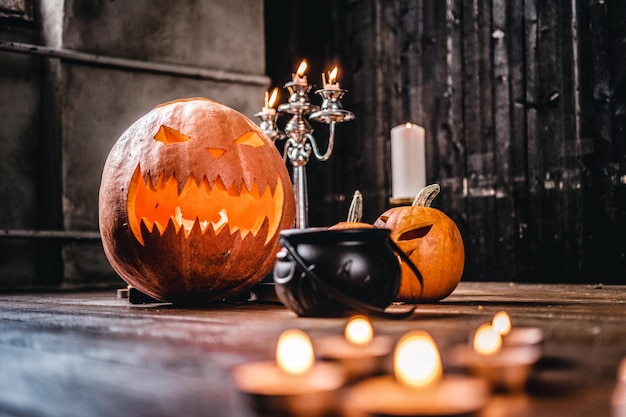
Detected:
[{"left": 279, "top": 227, "right": 391, "bottom": 245}]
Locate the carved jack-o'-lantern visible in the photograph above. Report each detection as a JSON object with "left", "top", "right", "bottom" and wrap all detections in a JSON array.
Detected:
[
  {"left": 99, "top": 98, "right": 295, "bottom": 303},
  {"left": 374, "top": 184, "right": 464, "bottom": 302}
]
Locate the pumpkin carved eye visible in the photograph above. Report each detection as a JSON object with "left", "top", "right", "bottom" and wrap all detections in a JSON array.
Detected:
[
  {"left": 235, "top": 131, "right": 265, "bottom": 148},
  {"left": 397, "top": 224, "right": 433, "bottom": 241},
  {"left": 154, "top": 125, "right": 190, "bottom": 144}
]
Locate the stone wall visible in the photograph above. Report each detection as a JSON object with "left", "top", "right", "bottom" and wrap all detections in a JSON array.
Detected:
[{"left": 0, "top": 0, "right": 268, "bottom": 289}]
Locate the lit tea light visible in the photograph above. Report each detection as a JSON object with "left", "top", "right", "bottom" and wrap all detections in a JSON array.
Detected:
[
  {"left": 492, "top": 311, "right": 512, "bottom": 335},
  {"left": 292, "top": 60, "right": 308, "bottom": 85},
  {"left": 314, "top": 316, "right": 392, "bottom": 381},
  {"left": 612, "top": 357, "right": 626, "bottom": 416},
  {"left": 230, "top": 329, "right": 345, "bottom": 416},
  {"left": 492, "top": 311, "right": 544, "bottom": 347},
  {"left": 473, "top": 323, "right": 503, "bottom": 355},
  {"left": 322, "top": 67, "right": 340, "bottom": 90},
  {"left": 276, "top": 329, "right": 315, "bottom": 374},
  {"left": 345, "top": 331, "right": 490, "bottom": 416},
  {"left": 345, "top": 315, "right": 374, "bottom": 346},
  {"left": 449, "top": 322, "right": 542, "bottom": 393}
]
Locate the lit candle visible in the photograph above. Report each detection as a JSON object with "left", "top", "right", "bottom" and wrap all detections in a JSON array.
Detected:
[
  {"left": 292, "top": 60, "right": 308, "bottom": 85},
  {"left": 314, "top": 316, "right": 392, "bottom": 381},
  {"left": 612, "top": 357, "right": 626, "bottom": 416},
  {"left": 390, "top": 123, "right": 426, "bottom": 201},
  {"left": 449, "top": 321, "right": 542, "bottom": 393},
  {"left": 322, "top": 67, "right": 340, "bottom": 90},
  {"left": 473, "top": 323, "right": 503, "bottom": 355},
  {"left": 491, "top": 311, "right": 544, "bottom": 347},
  {"left": 262, "top": 87, "right": 278, "bottom": 116},
  {"left": 345, "top": 331, "right": 490, "bottom": 416},
  {"left": 231, "top": 329, "right": 346, "bottom": 416}
]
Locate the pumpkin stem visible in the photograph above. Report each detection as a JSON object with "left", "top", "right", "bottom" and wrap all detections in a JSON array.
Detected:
[
  {"left": 412, "top": 184, "right": 440, "bottom": 208},
  {"left": 346, "top": 190, "right": 363, "bottom": 222}
]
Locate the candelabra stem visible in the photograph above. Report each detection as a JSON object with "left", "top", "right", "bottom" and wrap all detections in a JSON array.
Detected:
[{"left": 293, "top": 165, "right": 308, "bottom": 229}]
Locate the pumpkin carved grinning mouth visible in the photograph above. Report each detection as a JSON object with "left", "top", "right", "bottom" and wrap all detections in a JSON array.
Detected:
[{"left": 127, "top": 165, "right": 285, "bottom": 246}]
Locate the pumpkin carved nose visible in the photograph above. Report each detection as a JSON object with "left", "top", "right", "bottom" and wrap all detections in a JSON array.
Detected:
[{"left": 206, "top": 148, "right": 226, "bottom": 159}]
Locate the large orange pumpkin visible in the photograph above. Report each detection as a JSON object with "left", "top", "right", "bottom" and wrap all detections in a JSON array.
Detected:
[
  {"left": 373, "top": 184, "right": 464, "bottom": 302},
  {"left": 99, "top": 98, "right": 295, "bottom": 303}
]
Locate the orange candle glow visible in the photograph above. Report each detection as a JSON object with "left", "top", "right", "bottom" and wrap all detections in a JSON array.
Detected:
[
  {"left": 323, "top": 67, "right": 340, "bottom": 90},
  {"left": 276, "top": 329, "right": 314, "bottom": 375},
  {"left": 394, "top": 331, "right": 443, "bottom": 387},
  {"left": 293, "top": 60, "right": 308, "bottom": 85},
  {"left": 344, "top": 315, "right": 374, "bottom": 347},
  {"left": 473, "top": 323, "right": 503, "bottom": 355}
]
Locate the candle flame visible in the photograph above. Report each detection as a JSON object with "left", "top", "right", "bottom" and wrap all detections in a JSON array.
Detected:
[
  {"left": 394, "top": 331, "right": 442, "bottom": 388},
  {"left": 345, "top": 315, "right": 373, "bottom": 346},
  {"left": 296, "top": 60, "right": 308, "bottom": 77},
  {"left": 405, "top": 122, "right": 413, "bottom": 128},
  {"left": 328, "top": 67, "right": 338, "bottom": 84},
  {"left": 276, "top": 329, "right": 314, "bottom": 375},
  {"left": 473, "top": 323, "right": 502, "bottom": 355},
  {"left": 492, "top": 311, "right": 512, "bottom": 335},
  {"left": 268, "top": 88, "right": 279, "bottom": 108}
]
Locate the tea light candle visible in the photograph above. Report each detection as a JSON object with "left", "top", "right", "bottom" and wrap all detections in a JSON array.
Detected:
[
  {"left": 322, "top": 67, "right": 340, "bottom": 90},
  {"left": 492, "top": 310, "right": 544, "bottom": 347},
  {"left": 448, "top": 322, "right": 542, "bottom": 393},
  {"left": 390, "top": 123, "right": 426, "bottom": 202},
  {"left": 231, "top": 329, "right": 346, "bottom": 417},
  {"left": 292, "top": 60, "right": 308, "bottom": 86},
  {"left": 345, "top": 331, "right": 490, "bottom": 416},
  {"left": 314, "top": 316, "right": 392, "bottom": 381},
  {"left": 612, "top": 357, "right": 626, "bottom": 416}
]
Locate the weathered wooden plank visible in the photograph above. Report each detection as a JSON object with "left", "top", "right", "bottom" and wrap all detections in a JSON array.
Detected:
[
  {"left": 528, "top": 0, "right": 565, "bottom": 280},
  {"left": 461, "top": 0, "right": 497, "bottom": 280},
  {"left": 508, "top": 0, "right": 530, "bottom": 280},
  {"left": 491, "top": 0, "right": 516, "bottom": 281},
  {"left": 580, "top": 0, "right": 623, "bottom": 282},
  {"left": 606, "top": 0, "right": 626, "bottom": 281},
  {"left": 428, "top": 0, "right": 468, "bottom": 244}
]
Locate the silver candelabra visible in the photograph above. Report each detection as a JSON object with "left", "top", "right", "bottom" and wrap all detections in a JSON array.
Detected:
[{"left": 256, "top": 63, "right": 355, "bottom": 228}]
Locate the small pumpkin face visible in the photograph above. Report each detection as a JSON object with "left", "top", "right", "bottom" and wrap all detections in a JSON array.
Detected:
[
  {"left": 99, "top": 98, "right": 295, "bottom": 303},
  {"left": 374, "top": 184, "right": 464, "bottom": 302}
]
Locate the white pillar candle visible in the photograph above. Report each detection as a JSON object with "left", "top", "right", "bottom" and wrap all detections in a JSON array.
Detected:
[{"left": 390, "top": 123, "right": 426, "bottom": 200}]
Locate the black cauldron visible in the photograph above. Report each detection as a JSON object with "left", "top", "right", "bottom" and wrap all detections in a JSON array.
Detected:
[{"left": 273, "top": 228, "right": 422, "bottom": 318}]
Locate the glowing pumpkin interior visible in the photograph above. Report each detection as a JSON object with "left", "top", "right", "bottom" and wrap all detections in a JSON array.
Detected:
[{"left": 126, "top": 125, "right": 286, "bottom": 246}]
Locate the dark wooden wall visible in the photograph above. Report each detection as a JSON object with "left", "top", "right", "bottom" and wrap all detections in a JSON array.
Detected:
[{"left": 265, "top": 0, "right": 626, "bottom": 283}]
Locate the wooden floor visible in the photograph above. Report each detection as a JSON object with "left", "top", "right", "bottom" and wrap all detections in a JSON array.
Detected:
[{"left": 0, "top": 282, "right": 625, "bottom": 417}]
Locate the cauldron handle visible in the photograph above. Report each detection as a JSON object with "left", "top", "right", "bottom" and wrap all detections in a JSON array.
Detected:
[
  {"left": 386, "top": 238, "right": 425, "bottom": 299},
  {"left": 279, "top": 237, "right": 417, "bottom": 320}
]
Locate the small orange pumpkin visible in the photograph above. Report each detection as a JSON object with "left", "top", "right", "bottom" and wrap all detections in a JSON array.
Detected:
[
  {"left": 328, "top": 190, "right": 373, "bottom": 230},
  {"left": 99, "top": 98, "right": 295, "bottom": 303},
  {"left": 373, "top": 184, "right": 464, "bottom": 302}
]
